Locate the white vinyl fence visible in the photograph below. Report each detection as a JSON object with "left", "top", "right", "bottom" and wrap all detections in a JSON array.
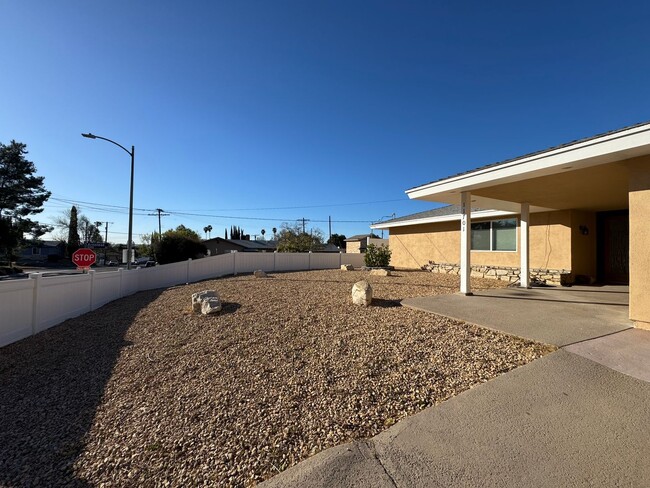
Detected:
[{"left": 0, "top": 252, "right": 365, "bottom": 348}]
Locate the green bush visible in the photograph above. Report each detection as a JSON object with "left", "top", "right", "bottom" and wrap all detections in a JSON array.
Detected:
[
  {"left": 154, "top": 234, "right": 207, "bottom": 264},
  {"left": 364, "top": 243, "right": 391, "bottom": 267}
]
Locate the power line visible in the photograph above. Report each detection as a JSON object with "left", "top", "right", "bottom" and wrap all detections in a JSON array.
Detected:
[{"left": 147, "top": 208, "right": 170, "bottom": 236}]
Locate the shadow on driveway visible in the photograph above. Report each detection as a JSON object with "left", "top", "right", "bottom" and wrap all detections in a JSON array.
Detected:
[{"left": 0, "top": 289, "right": 164, "bottom": 487}]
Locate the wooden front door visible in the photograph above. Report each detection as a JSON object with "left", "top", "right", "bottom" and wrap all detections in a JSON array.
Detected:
[{"left": 597, "top": 211, "right": 629, "bottom": 284}]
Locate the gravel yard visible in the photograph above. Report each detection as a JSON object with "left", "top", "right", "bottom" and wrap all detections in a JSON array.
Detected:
[{"left": 0, "top": 269, "right": 554, "bottom": 487}]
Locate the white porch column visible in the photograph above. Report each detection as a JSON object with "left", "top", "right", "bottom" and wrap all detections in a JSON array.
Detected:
[
  {"left": 520, "top": 202, "right": 530, "bottom": 288},
  {"left": 460, "top": 191, "right": 472, "bottom": 295}
]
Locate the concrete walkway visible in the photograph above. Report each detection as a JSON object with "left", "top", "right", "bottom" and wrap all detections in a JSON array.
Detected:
[
  {"left": 401, "top": 285, "right": 632, "bottom": 346},
  {"left": 262, "top": 285, "right": 650, "bottom": 487}
]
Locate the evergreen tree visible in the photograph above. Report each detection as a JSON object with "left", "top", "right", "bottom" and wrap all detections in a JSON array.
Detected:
[
  {"left": 67, "top": 206, "right": 80, "bottom": 256},
  {"left": 0, "top": 140, "right": 51, "bottom": 260}
]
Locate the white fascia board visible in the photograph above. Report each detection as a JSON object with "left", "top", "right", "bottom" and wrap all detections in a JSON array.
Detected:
[
  {"left": 371, "top": 209, "right": 516, "bottom": 229},
  {"left": 407, "top": 123, "right": 650, "bottom": 200}
]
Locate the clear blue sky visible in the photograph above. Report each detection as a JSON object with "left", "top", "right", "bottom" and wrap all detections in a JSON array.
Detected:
[{"left": 2, "top": 1, "right": 650, "bottom": 243}]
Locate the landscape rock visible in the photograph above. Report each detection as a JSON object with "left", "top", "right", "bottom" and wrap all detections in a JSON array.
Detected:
[
  {"left": 192, "top": 290, "right": 219, "bottom": 312},
  {"left": 201, "top": 297, "right": 222, "bottom": 315},
  {"left": 341, "top": 264, "right": 354, "bottom": 271},
  {"left": 370, "top": 268, "right": 391, "bottom": 276},
  {"left": 254, "top": 270, "right": 267, "bottom": 278},
  {"left": 351, "top": 280, "right": 373, "bottom": 306}
]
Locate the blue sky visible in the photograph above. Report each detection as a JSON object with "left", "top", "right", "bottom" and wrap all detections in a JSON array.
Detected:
[{"left": 2, "top": 1, "right": 650, "bottom": 243}]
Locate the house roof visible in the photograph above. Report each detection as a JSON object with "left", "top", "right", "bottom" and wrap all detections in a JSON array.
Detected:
[
  {"left": 229, "top": 239, "right": 276, "bottom": 250},
  {"left": 408, "top": 120, "right": 650, "bottom": 192},
  {"left": 371, "top": 204, "right": 516, "bottom": 230},
  {"left": 345, "top": 234, "right": 372, "bottom": 242},
  {"left": 406, "top": 120, "right": 650, "bottom": 213}
]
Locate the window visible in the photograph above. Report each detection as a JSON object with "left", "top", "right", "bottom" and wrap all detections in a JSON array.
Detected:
[
  {"left": 471, "top": 219, "right": 517, "bottom": 251},
  {"left": 32, "top": 247, "right": 41, "bottom": 255}
]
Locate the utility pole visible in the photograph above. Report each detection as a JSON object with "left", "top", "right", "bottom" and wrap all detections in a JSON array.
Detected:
[
  {"left": 328, "top": 216, "right": 332, "bottom": 241},
  {"left": 148, "top": 208, "right": 169, "bottom": 237},
  {"left": 299, "top": 217, "right": 310, "bottom": 233},
  {"left": 97, "top": 221, "right": 113, "bottom": 264}
]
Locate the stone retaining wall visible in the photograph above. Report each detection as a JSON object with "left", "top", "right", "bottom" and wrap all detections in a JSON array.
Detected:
[{"left": 422, "top": 261, "right": 571, "bottom": 286}]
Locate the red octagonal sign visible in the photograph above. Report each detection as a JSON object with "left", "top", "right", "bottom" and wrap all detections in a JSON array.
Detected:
[{"left": 72, "top": 248, "right": 97, "bottom": 268}]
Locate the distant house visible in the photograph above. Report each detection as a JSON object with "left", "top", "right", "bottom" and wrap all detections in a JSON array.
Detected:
[
  {"left": 345, "top": 234, "right": 389, "bottom": 253},
  {"left": 203, "top": 238, "right": 276, "bottom": 256},
  {"left": 18, "top": 240, "right": 65, "bottom": 263}
]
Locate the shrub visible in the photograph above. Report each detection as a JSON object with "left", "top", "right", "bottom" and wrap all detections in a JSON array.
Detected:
[
  {"left": 154, "top": 234, "right": 207, "bottom": 264},
  {"left": 364, "top": 243, "right": 391, "bottom": 267}
]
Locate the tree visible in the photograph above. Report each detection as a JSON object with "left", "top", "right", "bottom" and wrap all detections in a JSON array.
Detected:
[
  {"left": 276, "top": 222, "right": 324, "bottom": 252},
  {"left": 67, "top": 206, "right": 80, "bottom": 257},
  {"left": 0, "top": 140, "right": 51, "bottom": 260},
  {"left": 154, "top": 226, "right": 206, "bottom": 264},
  {"left": 260, "top": 229, "right": 266, "bottom": 240},
  {"left": 79, "top": 215, "right": 102, "bottom": 244},
  {"left": 328, "top": 233, "right": 347, "bottom": 248},
  {"left": 204, "top": 226, "right": 209, "bottom": 239},
  {"left": 224, "top": 228, "right": 228, "bottom": 239},
  {"left": 206, "top": 225, "right": 212, "bottom": 238},
  {"left": 272, "top": 227, "right": 277, "bottom": 239}
]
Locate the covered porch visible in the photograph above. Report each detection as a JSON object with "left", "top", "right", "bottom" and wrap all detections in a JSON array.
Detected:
[{"left": 404, "top": 123, "right": 650, "bottom": 328}]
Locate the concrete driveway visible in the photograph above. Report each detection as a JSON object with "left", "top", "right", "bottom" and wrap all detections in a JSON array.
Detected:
[{"left": 262, "top": 284, "right": 650, "bottom": 487}]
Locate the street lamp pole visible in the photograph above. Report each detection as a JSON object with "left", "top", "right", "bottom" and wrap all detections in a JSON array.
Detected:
[{"left": 82, "top": 133, "right": 135, "bottom": 270}]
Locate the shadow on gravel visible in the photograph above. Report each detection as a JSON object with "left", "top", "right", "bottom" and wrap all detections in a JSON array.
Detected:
[
  {"left": 0, "top": 288, "right": 164, "bottom": 487},
  {"left": 372, "top": 298, "right": 402, "bottom": 308}
]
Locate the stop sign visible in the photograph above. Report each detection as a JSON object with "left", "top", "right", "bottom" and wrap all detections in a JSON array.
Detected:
[{"left": 72, "top": 248, "right": 97, "bottom": 268}]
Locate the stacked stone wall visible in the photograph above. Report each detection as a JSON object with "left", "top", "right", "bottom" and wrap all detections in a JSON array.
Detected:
[{"left": 422, "top": 261, "right": 571, "bottom": 286}]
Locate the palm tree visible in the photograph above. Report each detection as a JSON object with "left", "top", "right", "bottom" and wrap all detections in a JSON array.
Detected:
[
  {"left": 261, "top": 229, "right": 266, "bottom": 241},
  {"left": 206, "top": 225, "right": 213, "bottom": 239},
  {"left": 272, "top": 227, "right": 277, "bottom": 239},
  {"left": 203, "top": 226, "right": 209, "bottom": 239}
]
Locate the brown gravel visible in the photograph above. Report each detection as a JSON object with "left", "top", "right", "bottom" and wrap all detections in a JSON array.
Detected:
[{"left": 0, "top": 270, "right": 554, "bottom": 487}]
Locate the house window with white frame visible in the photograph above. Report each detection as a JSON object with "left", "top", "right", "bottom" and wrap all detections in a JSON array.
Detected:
[{"left": 471, "top": 218, "right": 517, "bottom": 251}]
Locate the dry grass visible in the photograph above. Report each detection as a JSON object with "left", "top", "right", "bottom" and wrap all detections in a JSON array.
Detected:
[{"left": 0, "top": 270, "right": 553, "bottom": 487}]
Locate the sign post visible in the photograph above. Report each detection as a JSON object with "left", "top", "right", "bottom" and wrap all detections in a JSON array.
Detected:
[{"left": 72, "top": 248, "right": 97, "bottom": 270}]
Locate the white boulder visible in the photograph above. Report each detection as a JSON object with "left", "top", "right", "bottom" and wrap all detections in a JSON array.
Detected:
[
  {"left": 341, "top": 264, "right": 354, "bottom": 271},
  {"left": 370, "top": 268, "right": 391, "bottom": 276},
  {"left": 254, "top": 269, "right": 268, "bottom": 278},
  {"left": 201, "top": 297, "right": 222, "bottom": 315},
  {"left": 351, "top": 280, "right": 373, "bottom": 306},
  {"left": 192, "top": 290, "right": 219, "bottom": 313}
]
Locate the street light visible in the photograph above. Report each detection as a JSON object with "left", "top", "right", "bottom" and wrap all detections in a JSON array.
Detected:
[{"left": 82, "top": 132, "right": 135, "bottom": 270}]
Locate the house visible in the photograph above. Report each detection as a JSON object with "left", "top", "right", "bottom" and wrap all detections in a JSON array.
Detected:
[
  {"left": 18, "top": 240, "right": 65, "bottom": 263},
  {"left": 345, "top": 234, "right": 389, "bottom": 253},
  {"left": 203, "top": 237, "right": 276, "bottom": 255},
  {"left": 371, "top": 121, "right": 650, "bottom": 329}
]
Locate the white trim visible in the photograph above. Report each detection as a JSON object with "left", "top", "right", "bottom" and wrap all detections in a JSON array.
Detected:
[
  {"left": 371, "top": 209, "right": 516, "bottom": 230},
  {"left": 406, "top": 123, "right": 650, "bottom": 200},
  {"left": 460, "top": 192, "right": 472, "bottom": 295},
  {"left": 520, "top": 203, "right": 530, "bottom": 288}
]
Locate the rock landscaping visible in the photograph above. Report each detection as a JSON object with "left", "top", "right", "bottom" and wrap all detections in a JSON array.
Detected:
[{"left": 0, "top": 270, "right": 554, "bottom": 487}]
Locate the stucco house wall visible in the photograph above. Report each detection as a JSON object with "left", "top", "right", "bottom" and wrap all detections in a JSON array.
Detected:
[{"left": 389, "top": 210, "right": 577, "bottom": 272}]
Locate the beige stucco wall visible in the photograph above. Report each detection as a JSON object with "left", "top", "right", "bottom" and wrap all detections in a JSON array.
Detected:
[
  {"left": 389, "top": 210, "right": 573, "bottom": 270},
  {"left": 570, "top": 210, "right": 597, "bottom": 277},
  {"left": 627, "top": 157, "right": 650, "bottom": 328},
  {"left": 346, "top": 241, "right": 363, "bottom": 254}
]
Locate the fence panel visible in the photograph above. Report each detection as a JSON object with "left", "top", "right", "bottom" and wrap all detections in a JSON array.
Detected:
[
  {"left": 309, "top": 252, "right": 341, "bottom": 269},
  {"left": 235, "top": 252, "right": 275, "bottom": 274},
  {"left": 0, "top": 279, "right": 34, "bottom": 347},
  {"left": 120, "top": 269, "right": 141, "bottom": 296},
  {"left": 92, "top": 271, "right": 121, "bottom": 309},
  {"left": 189, "top": 254, "right": 234, "bottom": 282},
  {"left": 139, "top": 261, "right": 187, "bottom": 291},
  {"left": 341, "top": 253, "right": 365, "bottom": 268},
  {"left": 36, "top": 274, "right": 91, "bottom": 332},
  {"left": 275, "top": 252, "right": 310, "bottom": 271}
]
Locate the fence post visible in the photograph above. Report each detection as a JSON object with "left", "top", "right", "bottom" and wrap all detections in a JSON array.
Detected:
[
  {"left": 187, "top": 258, "right": 192, "bottom": 284},
  {"left": 118, "top": 268, "right": 124, "bottom": 298},
  {"left": 233, "top": 251, "right": 237, "bottom": 276},
  {"left": 339, "top": 251, "right": 342, "bottom": 267},
  {"left": 309, "top": 251, "right": 312, "bottom": 270},
  {"left": 88, "top": 270, "right": 96, "bottom": 311},
  {"left": 29, "top": 273, "right": 42, "bottom": 336},
  {"left": 273, "top": 251, "right": 277, "bottom": 272}
]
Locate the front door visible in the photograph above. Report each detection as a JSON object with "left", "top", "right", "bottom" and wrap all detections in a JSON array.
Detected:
[{"left": 597, "top": 210, "right": 629, "bottom": 284}]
